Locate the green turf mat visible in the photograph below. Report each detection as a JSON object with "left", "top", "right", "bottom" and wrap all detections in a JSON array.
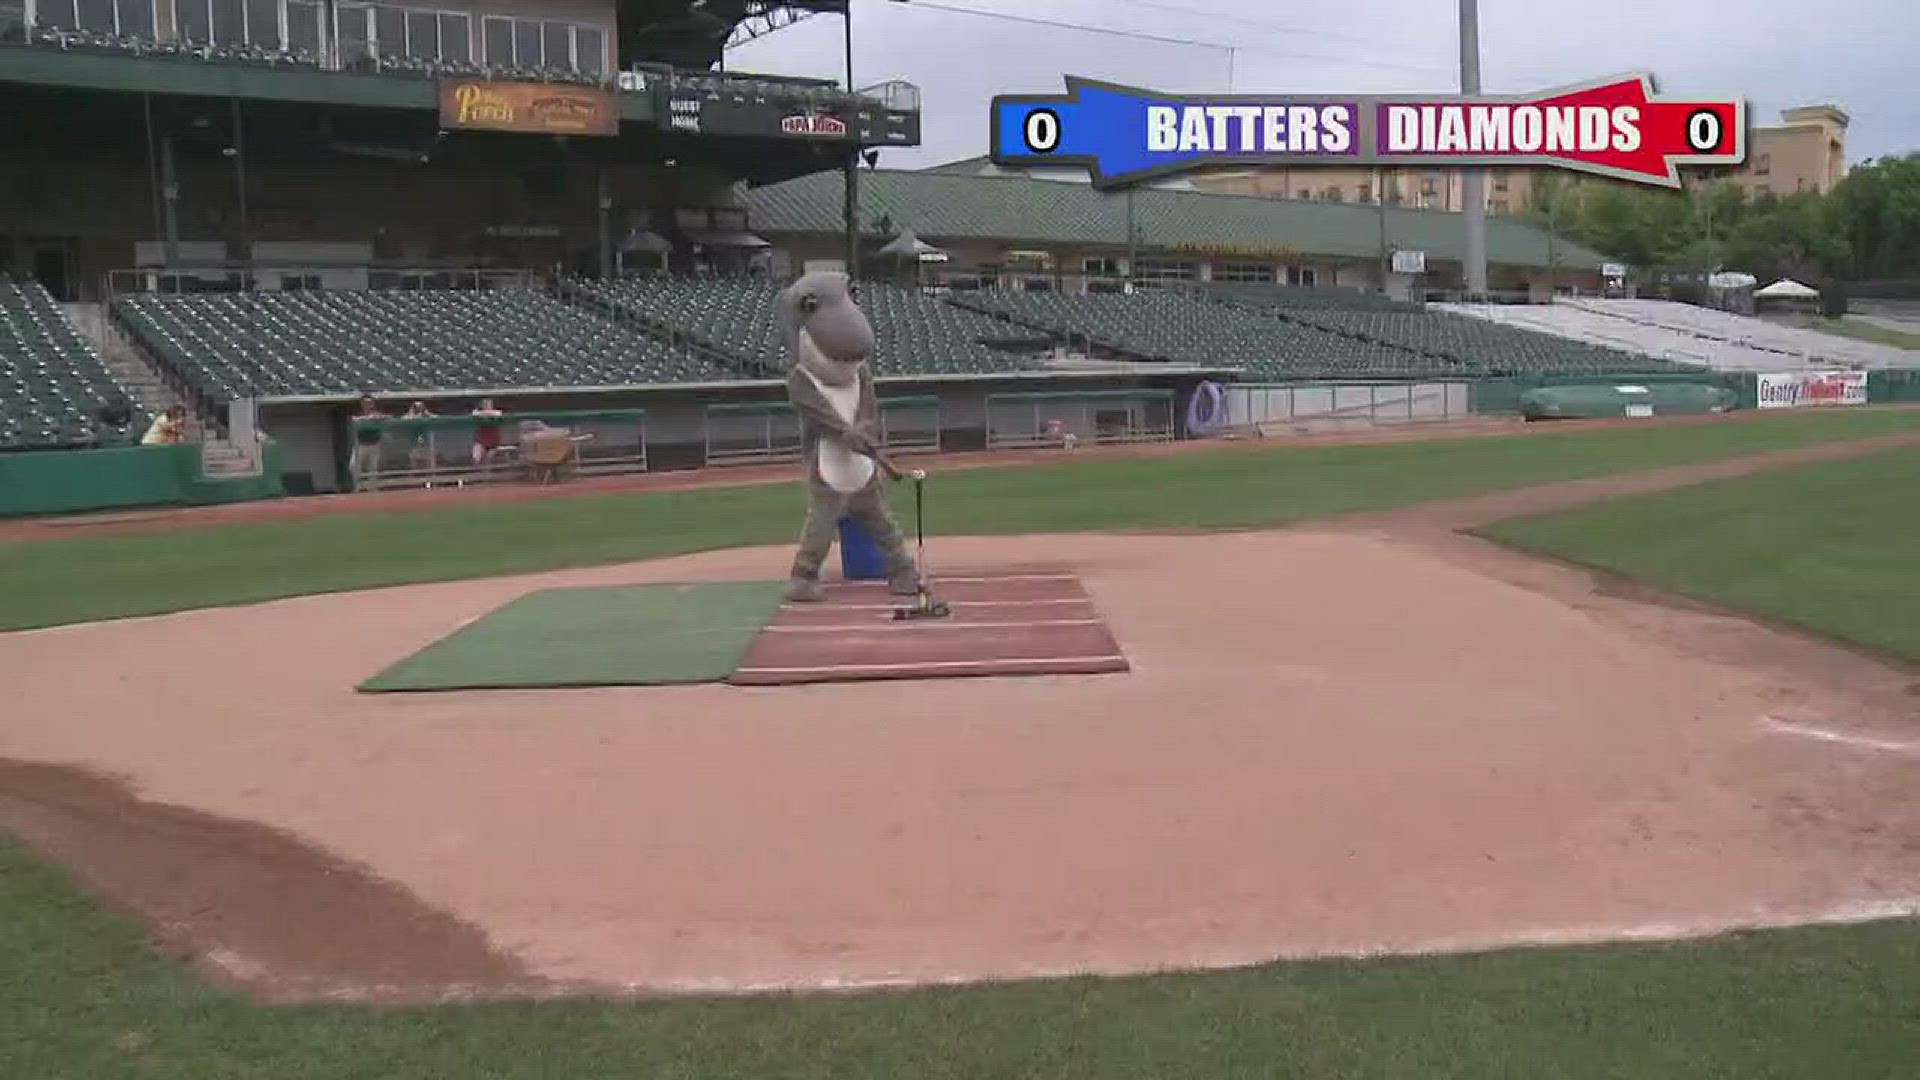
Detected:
[{"left": 358, "top": 580, "right": 786, "bottom": 692}]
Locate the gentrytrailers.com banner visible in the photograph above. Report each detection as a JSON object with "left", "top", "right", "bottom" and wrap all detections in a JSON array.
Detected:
[{"left": 1756, "top": 371, "right": 1869, "bottom": 409}]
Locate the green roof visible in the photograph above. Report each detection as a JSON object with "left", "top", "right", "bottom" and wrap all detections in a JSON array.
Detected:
[{"left": 743, "top": 169, "right": 1611, "bottom": 270}]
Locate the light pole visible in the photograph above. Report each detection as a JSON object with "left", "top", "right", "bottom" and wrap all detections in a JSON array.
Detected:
[
  {"left": 842, "top": 2, "right": 860, "bottom": 280},
  {"left": 1458, "top": 0, "right": 1487, "bottom": 298}
]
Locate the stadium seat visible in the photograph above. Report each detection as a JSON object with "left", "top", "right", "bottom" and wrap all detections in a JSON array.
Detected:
[
  {"left": 574, "top": 276, "right": 1048, "bottom": 376},
  {"left": 0, "top": 276, "right": 150, "bottom": 449},
  {"left": 111, "top": 288, "right": 743, "bottom": 402}
]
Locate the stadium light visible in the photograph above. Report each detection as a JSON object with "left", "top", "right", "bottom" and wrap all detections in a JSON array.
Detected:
[{"left": 1459, "top": 0, "right": 1488, "bottom": 297}]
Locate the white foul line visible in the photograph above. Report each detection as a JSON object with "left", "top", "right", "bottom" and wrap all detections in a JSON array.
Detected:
[
  {"left": 762, "top": 619, "right": 1104, "bottom": 633},
  {"left": 735, "top": 654, "right": 1128, "bottom": 676},
  {"left": 822, "top": 573, "right": 1078, "bottom": 587},
  {"left": 1761, "top": 716, "right": 1920, "bottom": 756},
  {"left": 780, "top": 598, "right": 1093, "bottom": 612}
]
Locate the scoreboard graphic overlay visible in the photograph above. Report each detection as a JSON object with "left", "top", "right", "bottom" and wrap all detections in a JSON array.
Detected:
[{"left": 991, "top": 74, "right": 1744, "bottom": 190}]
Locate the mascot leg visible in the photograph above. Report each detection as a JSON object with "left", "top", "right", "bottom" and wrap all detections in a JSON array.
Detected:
[
  {"left": 845, "top": 483, "right": 922, "bottom": 596},
  {"left": 786, "top": 489, "right": 843, "bottom": 602}
]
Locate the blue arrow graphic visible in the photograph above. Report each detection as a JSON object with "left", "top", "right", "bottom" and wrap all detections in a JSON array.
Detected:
[{"left": 990, "top": 77, "right": 1362, "bottom": 189}]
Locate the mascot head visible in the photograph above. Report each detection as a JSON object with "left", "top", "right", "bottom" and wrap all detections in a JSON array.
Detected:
[{"left": 777, "top": 271, "right": 873, "bottom": 388}]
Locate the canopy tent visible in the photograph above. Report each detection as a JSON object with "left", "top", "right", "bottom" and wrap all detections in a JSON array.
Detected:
[
  {"left": 876, "top": 229, "right": 949, "bottom": 263},
  {"left": 618, "top": 229, "right": 672, "bottom": 254},
  {"left": 1755, "top": 278, "right": 1820, "bottom": 299}
]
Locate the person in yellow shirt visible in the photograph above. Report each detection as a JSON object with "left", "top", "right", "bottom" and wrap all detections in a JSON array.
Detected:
[{"left": 141, "top": 406, "right": 186, "bottom": 446}]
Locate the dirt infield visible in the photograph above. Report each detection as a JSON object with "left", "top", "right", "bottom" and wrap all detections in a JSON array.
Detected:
[
  {"left": 3, "top": 439, "right": 1920, "bottom": 1002},
  {"left": 730, "top": 571, "right": 1130, "bottom": 685}
]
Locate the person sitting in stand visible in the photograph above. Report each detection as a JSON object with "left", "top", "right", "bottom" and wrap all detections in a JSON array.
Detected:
[
  {"left": 470, "top": 398, "right": 505, "bottom": 468},
  {"left": 141, "top": 405, "right": 187, "bottom": 446}
]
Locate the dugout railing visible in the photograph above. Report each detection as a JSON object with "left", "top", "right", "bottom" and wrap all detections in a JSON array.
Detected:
[
  {"left": 349, "top": 408, "right": 647, "bottom": 492},
  {"left": 984, "top": 389, "right": 1178, "bottom": 449},
  {"left": 701, "top": 396, "right": 943, "bottom": 467}
]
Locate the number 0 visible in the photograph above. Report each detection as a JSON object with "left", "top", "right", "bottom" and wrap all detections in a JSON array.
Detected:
[
  {"left": 1686, "top": 110, "right": 1722, "bottom": 153},
  {"left": 1023, "top": 109, "right": 1060, "bottom": 153}
]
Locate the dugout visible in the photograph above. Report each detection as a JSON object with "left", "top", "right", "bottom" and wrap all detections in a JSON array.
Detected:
[
  {"left": 984, "top": 389, "right": 1178, "bottom": 449},
  {"left": 701, "top": 396, "right": 942, "bottom": 467},
  {"left": 347, "top": 409, "right": 647, "bottom": 492}
]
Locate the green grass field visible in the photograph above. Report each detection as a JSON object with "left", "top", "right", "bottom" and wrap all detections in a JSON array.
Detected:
[
  {"left": 1485, "top": 445, "right": 1920, "bottom": 664},
  {"left": 3, "top": 408, "right": 1917, "bottom": 631},
  {"left": 6, "top": 409, "right": 1920, "bottom": 1077},
  {"left": 4, "top": 836, "right": 1918, "bottom": 1080}
]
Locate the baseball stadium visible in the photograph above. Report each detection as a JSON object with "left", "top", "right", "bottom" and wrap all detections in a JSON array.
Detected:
[{"left": 4, "top": 0, "right": 1920, "bottom": 1074}]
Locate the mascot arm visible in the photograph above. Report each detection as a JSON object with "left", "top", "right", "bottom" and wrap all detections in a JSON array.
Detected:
[{"left": 788, "top": 369, "right": 877, "bottom": 453}]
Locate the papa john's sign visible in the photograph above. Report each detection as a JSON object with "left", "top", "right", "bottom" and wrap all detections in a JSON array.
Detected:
[{"left": 439, "top": 80, "right": 618, "bottom": 137}]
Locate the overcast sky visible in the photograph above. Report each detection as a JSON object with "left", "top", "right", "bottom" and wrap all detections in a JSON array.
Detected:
[{"left": 727, "top": 0, "right": 1920, "bottom": 172}]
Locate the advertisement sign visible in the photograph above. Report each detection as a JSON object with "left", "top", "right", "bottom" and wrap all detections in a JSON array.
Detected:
[
  {"left": 1756, "top": 371, "right": 1868, "bottom": 409},
  {"left": 439, "top": 80, "right": 618, "bottom": 137},
  {"left": 1390, "top": 250, "right": 1426, "bottom": 274},
  {"left": 781, "top": 112, "right": 849, "bottom": 136}
]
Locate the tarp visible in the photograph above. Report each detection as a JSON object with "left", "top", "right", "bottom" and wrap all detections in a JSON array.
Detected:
[
  {"left": 1756, "top": 278, "right": 1820, "bottom": 299},
  {"left": 1518, "top": 382, "right": 1737, "bottom": 420}
]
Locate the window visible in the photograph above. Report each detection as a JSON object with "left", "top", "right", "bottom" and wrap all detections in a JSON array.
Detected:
[
  {"left": 373, "top": 5, "right": 402, "bottom": 53},
  {"left": 472, "top": 15, "right": 607, "bottom": 71},
  {"left": 437, "top": 12, "right": 468, "bottom": 62},
  {"left": 179, "top": 0, "right": 208, "bottom": 39},
  {"left": 339, "top": 5, "right": 369, "bottom": 62},
  {"left": 76, "top": 0, "right": 114, "bottom": 32},
  {"left": 1420, "top": 174, "right": 1439, "bottom": 196},
  {"left": 574, "top": 24, "right": 604, "bottom": 73},
  {"left": 285, "top": 0, "right": 319, "bottom": 54},
  {"left": 405, "top": 10, "right": 435, "bottom": 57},
  {"left": 1298, "top": 267, "right": 1317, "bottom": 287},
  {"left": 38, "top": 0, "right": 156, "bottom": 36},
  {"left": 1133, "top": 259, "right": 1197, "bottom": 281},
  {"left": 1356, "top": 183, "right": 1372, "bottom": 203},
  {"left": 542, "top": 20, "right": 569, "bottom": 67},
  {"left": 210, "top": 0, "right": 243, "bottom": 45},
  {"left": 483, "top": 16, "right": 511, "bottom": 64},
  {"left": 244, "top": 0, "right": 276, "bottom": 46},
  {"left": 1083, "top": 257, "right": 1120, "bottom": 277},
  {"left": 512, "top": 18, "right": 540, "bottom": 64},
  {"left": 1213, "top": 262, "right": 1275, "bottom": 284},
  {"left": 1492, "top": 171, "right": 1509, "bottom": 193}
]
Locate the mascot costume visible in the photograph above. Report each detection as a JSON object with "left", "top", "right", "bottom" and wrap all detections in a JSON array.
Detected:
[{"left": 777, "top": 271, "right": 924, "bottom": 603}]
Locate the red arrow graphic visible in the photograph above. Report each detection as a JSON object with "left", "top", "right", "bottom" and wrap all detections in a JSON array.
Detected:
[{"left": 1373, "top": 76, "right": 1746, "bottom": 186}]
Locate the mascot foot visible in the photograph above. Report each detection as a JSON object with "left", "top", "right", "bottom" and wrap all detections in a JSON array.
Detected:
[{"left": 785, "top": 577, "right": 827, "bottom": 603}]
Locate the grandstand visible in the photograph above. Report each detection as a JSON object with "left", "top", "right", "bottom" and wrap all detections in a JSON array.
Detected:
[
  {"left": 1212, "top": 287, "right": 1688, "bottom": 377},
  {"left": 948, "top": 287, "right": 1432, "bottom": 378},
  {"left": 577, "top": 276, "right": 1053, "bottom": 376},
  {"left": 1, "top": 275, "right": 145, "bottom": 448},
  {"left": 1437, "top": 298, "right": 1920, "bottom": 371},
  {"left": 112, "top": 288, "right": 741, "bottom": 401},
  {"left": 1567, "top": 299, "right": 1920, "bottom": 369}
]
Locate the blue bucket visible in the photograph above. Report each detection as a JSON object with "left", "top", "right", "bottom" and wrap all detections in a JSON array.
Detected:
[{"left": 837, "top": 516, "right": 888, "bottom": 581}]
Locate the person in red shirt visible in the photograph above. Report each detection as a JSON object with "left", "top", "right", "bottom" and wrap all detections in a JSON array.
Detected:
[{"left": 471, "top": 398, "right": 505, "bottom": 467}]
